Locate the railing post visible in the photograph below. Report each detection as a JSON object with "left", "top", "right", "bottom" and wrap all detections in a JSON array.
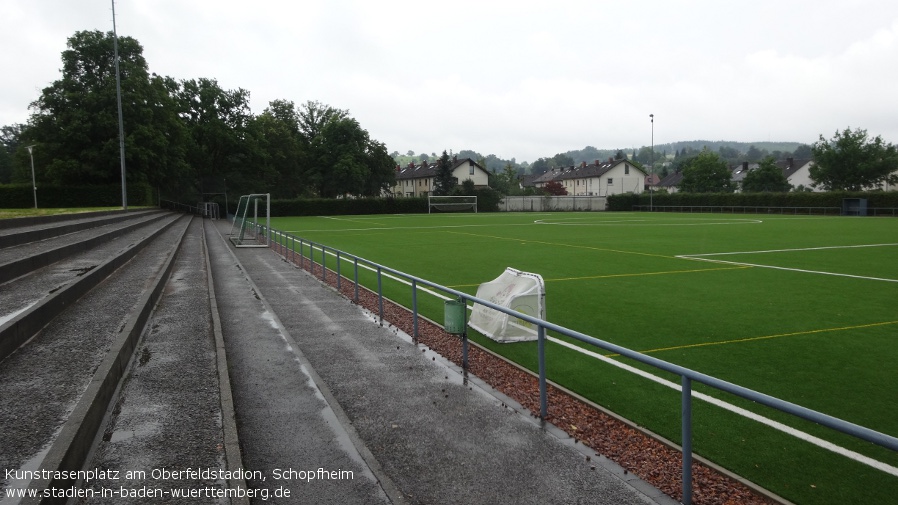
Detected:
[
  {"left": 411, "top": 279, "right": 418, "bottom": 341},
  {"left": 353, "top": 258, "right": 359, "bottom": 303},
  {"left": 310, "top": 241, "right": 315, "bottom": 274},
  {"left": 299, "top": 239, "right": 304, "bottom": 270},
  {"left": 336, "top": 251, "right": 341, "bottom": 290},
  {"left": 538, "top": 325, "right": 547, "bottom": 420},
  {"left": 461, "top": 297, "right": 468, "bottom": 370},
  {"left": 682, "top": 375, "right": 694, "bottom": 505},
  {"left": 377, "top": 266, "right": 384, "bottom": 324},
  {"left": 321, "top": 245, "right": 326, "bottom": 282}
]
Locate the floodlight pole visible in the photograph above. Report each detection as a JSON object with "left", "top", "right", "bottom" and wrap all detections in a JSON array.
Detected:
[
  {"left": 26, "top": 144, "right": 37, "bottom": 208},
  {"left": 649, "top": 113, "right": 654, "bottom": 212},
  {"left": 112, "top": 0, "right": 127, "bottom": 210}
]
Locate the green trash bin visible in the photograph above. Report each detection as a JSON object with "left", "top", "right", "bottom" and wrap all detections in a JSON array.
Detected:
[{"left": 444, "top": 299, "right": 467, "bottom": 335}]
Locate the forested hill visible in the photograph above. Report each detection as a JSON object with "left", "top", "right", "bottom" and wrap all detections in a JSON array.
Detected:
[{"left": 394, "top": 141, "right": 808, "bottom": 175}]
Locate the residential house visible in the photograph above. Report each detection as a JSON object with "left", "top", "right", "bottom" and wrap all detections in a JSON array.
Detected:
[
  {"left": 777, "top": 158, "right": 817, "bottom": 191},
  {"left": 393, "top": 156, "right": 489, "bottom": 197},
  {"left": 656, "top": 171, "right": 683, "bottom": 193},
  {"left": 531, "top": 159, "right": 646, "bottom": 196}
]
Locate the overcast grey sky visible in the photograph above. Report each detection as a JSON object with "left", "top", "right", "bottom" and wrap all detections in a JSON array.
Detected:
[{"left": 2, "top": 0, "right": 897, "bottom": 162}]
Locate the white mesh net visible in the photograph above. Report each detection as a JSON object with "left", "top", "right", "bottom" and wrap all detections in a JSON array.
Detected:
[{"left": 468, "top": 267, "right": 545, "bottom": 343}]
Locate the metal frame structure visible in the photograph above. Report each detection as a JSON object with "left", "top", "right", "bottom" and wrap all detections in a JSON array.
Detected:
[
  {"left": 428, "top": 195, "right": 478, "bottom": 214},
  {"left": 229, "top": 194, "right": 270, "bottom": 248}
]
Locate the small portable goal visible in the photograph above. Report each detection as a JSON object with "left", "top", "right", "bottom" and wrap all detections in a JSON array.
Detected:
[
  {"left": 428, "top": 195, "right": 477, "bottom": 213},
  {"left": 229, "top": 193, "right": 270, "bottom": 247}
]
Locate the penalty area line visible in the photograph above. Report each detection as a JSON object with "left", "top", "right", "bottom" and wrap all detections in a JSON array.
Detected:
[{"left": 679, "top": 256, "right": 898, "bottom": 283}]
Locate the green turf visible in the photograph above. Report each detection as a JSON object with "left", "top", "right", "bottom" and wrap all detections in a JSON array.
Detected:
[{"left": 270, "top": 212, "right": 898, "bottom": 504}]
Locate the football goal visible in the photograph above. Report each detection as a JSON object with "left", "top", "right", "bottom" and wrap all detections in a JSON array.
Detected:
[
  {"left": 468, "top": 267, "right": 546, "bottom": 343},
  {"left": 428, "top": 195, "right": 477, "bottom": 213},
  {"left": 229, "top": 193, "right": 270, "bottom": 248}
]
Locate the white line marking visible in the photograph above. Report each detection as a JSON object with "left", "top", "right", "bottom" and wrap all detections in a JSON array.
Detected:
[
  {"left": 684, "top": 243, "right": 898, "bottom": 257},
  {"left": 677, "top": 243, "right": 898, "bottom": 283},
  {"left": 680, "top": 257, "right": 898, "bottom": 283},
  {"left": 546, "top": 336, "right": 898, "bottom": 477}
]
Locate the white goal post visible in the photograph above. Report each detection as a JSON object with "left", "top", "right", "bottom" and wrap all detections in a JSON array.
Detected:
[
  {"left": 469, "top": 267, "right": 546, "bottom": 343},
  {"left": 428, "top": 195, "right": 477, "bottom": 213},
  {"left": 229, "top": 193, "right": 270, "bottom": 248}
]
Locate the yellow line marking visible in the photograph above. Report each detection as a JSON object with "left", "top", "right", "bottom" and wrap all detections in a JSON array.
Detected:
[
  {"left": 445, "top": 231, "right": 673, "bottom": 259},
  {"left": 447, "top": 265, "right": 750, "bottom": 288},
  {"left": 607, "top": 320, "right": 898, "bottom": 357}
]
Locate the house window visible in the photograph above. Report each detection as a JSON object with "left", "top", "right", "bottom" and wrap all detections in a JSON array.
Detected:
[
  {"left": 625, "top": 165, "right": 630, "bottom": 175},
  {"left": 607, "top": 178, "right": 614, "bottom": 185},
  {"left": 469, "top": 164, "right": 474, "bottom": 175}
]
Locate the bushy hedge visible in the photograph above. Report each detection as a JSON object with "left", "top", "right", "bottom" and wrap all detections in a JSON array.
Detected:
[
  {"left": 267, "top": 197, "right": 428, "bottom": 217},
  {"left": 0, "top": 183, "right": 154, "bottom": 208},
  {"left": 607, "top": 191, "right": 898, "bottom": 211}
]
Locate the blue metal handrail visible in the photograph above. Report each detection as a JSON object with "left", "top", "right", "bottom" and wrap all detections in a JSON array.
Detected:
[{"left": 262, "top": 225, "right": 898, "bottom": 505}]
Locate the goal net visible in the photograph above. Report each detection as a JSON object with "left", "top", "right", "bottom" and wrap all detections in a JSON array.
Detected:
[
  {"left": 229, "top": 193, "right": 270, "bottom": 248},
  {"left": 469, "top": 267, "right": 545, "bottom": 343},
  {"left": 428, "top": 195, "right": 477, "bottom": 213}
]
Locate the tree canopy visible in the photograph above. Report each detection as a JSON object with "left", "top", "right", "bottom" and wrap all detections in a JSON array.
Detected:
[
  {"left": 741, "top": 156, "right": 791, "bottom": 192},
  {"left": 432, "top": 150, "right": 455, "bottom": 196},
  {"left": 678, "top": 149, "right": 734, "bottom": 193},
  {"left": 9, "top": 30, "right": 396, "bottom": 202},
  {"left": 810, "top": 127, "right": 898, "bottom": 191}
]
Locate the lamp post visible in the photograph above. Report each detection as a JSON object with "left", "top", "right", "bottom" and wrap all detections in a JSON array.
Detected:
[
  {"left": 25, "top": 144, "right": 37, "bottom": 208},
  {"left": 649, "top": 114, "right": 654, "bottom": 212}
]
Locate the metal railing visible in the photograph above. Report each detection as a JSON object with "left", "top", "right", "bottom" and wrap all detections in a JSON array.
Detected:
[
  {"left": 260, "top": 224, "right": 897, "bottom": 505},
  {"left": 633, "top": 205, "right": 843, "bottom": 215}
]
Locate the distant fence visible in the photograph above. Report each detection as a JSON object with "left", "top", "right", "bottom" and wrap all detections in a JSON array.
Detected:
[
  {"left": 632, "top": 205, "right": 842, "bottom": 215},
  {"left": 500, "top": 195, "right": 607, "bottom": 211},
  {"left": 632, "top": 205, "right": 898, "bottom": 216},
  {"left": 244, "top": 221, "right": 898, "bottom": 505}
]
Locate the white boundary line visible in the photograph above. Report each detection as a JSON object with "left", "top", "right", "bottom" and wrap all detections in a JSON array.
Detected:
[
  {"left": 678, "top": 243, "right": 898, "bottom": 283},
  {"left": 684, "top": 243, "right": 898, "bottom": 257},
  {"left": 275, "top": 233, "right": 898, "bottom": 477}
]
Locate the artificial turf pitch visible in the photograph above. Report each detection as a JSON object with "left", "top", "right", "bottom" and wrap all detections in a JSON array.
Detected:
[{"left": 269, "top": 211, "right": 897, "bottom": 505}]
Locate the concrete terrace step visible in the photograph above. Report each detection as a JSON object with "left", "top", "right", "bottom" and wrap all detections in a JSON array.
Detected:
[
  {"left": 0, "top": 215, "right": 191, "bottom": 503},
  {"left": 0, "top": 210, "right": 163, "bottom": 249}
]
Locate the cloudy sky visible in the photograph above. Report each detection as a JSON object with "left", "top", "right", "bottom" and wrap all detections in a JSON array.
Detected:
[{"left": 2, "top": 0, "right": 897, "bottom": 162}]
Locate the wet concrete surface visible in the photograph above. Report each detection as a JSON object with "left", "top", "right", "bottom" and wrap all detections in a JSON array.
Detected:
[
  {"left": 210, "top": 220, "right": 669, "bottom": 505},
  {"left": 206, "top": 220, "right": 392, "bottom": 504},
  {"left": 0, "top": 217, "right": 192, "bottom": 497},
  {"left": 79, "top": 218, "right": 226, "bottom": 504}
]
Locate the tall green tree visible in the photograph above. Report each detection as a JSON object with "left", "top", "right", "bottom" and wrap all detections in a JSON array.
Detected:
[
  {"left": 297, "top": 100, "right": 348, "bottom": 144},
  {"left": 433, "top": 150, "right": 455, "bottom": 196},
  {"left": 27, "top": 30, "right": 188, "bottom": 192},
  {"left": 741, "top": 156, "right": 791, "bottom": 192},
  {"left": 0, "top": 124, "right": 25, "bottom": 184},
  {"left": 245, "top": 100, "right": 303, "bottom": 198},
  {"left": 307, "top": 117, "right": 395, "bottom": 198},
  {"left": 679, "top": 149, "right": 734, "bottom": 193},
  {"left": 175, "top": 77, "right": 253, "bottom": 196},
  {"left": 810, "top": 127, "right": 898, "bottom": 191}
]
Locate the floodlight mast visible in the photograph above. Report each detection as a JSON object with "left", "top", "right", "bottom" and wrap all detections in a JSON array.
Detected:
[
  {"left": 649, "top": 113, "right": 654, "bottom": 212},
  {"left": 112, "top": 0, "right": 127, "bottom": 210}
]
